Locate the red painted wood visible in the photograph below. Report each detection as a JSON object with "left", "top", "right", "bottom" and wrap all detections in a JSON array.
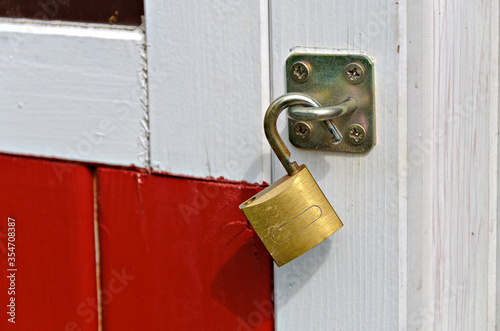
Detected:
[
  {"left": 0, "top": 155, "right": 97, "bottom": 330},
  {"left": 97, "top": 168, "right": 273, "bottom": 330}
]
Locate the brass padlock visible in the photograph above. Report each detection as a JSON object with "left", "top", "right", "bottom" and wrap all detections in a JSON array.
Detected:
[{"left": 240, "top": 93, "right": 343, "bottom": 267}]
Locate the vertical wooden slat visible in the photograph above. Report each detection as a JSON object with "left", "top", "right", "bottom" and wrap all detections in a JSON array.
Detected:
[
  {"left": 407, "top": 1, "right": 499, "bottom": 330},
  {"left": 270, "top": 1, "right": 401, "bottom": 329},
  {"left": 145, "top": 0, "right": 271, "bottom": 182},
  {"left": 406, "top": 0, "right": 436, "bottom": 329},
  {"left": 97, "top": 168, "right": 273, "bottom": 330},
  {"left": 432, "top": 1, "right": 491, "bottom": 325},
  {"left": 0, "top": 155, "right": 97, "bottom": 330}
]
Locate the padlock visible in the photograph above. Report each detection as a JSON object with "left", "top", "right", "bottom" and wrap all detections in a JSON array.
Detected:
[{"left": 240, "top": 93, "right": 343, "bottom": 267}]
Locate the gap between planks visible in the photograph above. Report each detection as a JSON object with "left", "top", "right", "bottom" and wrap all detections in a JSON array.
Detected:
[{"left": 92, "top": 169, "right": 103, "bottom": 331}]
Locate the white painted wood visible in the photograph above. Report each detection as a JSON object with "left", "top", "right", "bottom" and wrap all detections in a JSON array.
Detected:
[
  {"left": 406, "top": 1, "right": 499, "bottom": 330},
  {"left": 0, "top": 19, "right": 148, "bottom": 167},
  {"left": 406, "top": 1, "right": 436, "bottom": 330},
  {"left": 272, "top": 1, "right": 500, "bottom": 330},
  {"left": 271, "top": 1, "right": 402, "bottom": 329},
  {"left": 146, "top": 0, "right": 271, "bottom": 182}
]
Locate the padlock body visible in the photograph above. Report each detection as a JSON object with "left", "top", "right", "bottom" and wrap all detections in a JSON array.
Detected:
[{"left": 239, "top": 165, "right": 342, "bottom": 266}]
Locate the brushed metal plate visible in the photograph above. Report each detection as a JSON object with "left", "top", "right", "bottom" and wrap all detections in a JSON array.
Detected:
[{"left": 286, "top": 53, "right": 375, "bottom": 153}]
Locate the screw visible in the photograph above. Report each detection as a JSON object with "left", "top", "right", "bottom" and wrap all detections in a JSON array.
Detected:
[
  {"left": 291, "top": 61, "right": 311, "bottom": 83},
  {"left": 343, "top": 63, "right": 364, "bottom": 84},
  {"left": 346, "top": 124, "right": 366, "bottom": 145},
  {"left": 292, "top": 122, "right": 312, "bottom": 141}
]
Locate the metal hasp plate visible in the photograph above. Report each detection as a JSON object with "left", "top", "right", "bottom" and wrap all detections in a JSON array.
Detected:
[{"left": 287, "top": 54, "right": 375, "bottom": 152}]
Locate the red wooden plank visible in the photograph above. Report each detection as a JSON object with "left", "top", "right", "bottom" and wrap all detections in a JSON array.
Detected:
[
  {"left": 0, "top": 155, "right": 97, "bottom": 330},
  {"left": 97, "top": 168, "right": 273, "bottom": 330}
]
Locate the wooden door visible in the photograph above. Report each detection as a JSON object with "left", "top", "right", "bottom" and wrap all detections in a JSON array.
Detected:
[{"left": 1, "top": 0, "right": 499, "bottom": 330}]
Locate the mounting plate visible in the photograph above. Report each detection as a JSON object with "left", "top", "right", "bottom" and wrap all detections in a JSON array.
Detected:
[{"left": 286, "top": 53, "right": 375, "bottom": 153}]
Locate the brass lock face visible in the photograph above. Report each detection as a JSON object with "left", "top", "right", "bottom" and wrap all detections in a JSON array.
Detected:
[{"left": 240, "top": 165, "right": 342, "bottom": 267}]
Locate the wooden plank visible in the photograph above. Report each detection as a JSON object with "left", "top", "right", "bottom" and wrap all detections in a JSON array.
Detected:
[
  {"left": 430, "top": 1, "right": 498, "bottom": 329},
  {"left": 270, "top": 1, "right": 402, "bottom": 329},
  {"left": 97, "top": 168, "right": 273, "bottom": 330},
  {"left": 146, "top": 0, "right": 271, "bottom": 182},
  {"left": 406, "top": 0, "right": 435, "bottom": 329},
  {"left": 406, "top": 1, "right": 500, "bottom": 330},
  {"left": 0, "top": 155, "right": 97, "bottom": 330},
  {"left": 0, "top": 20, "right": 148, "bottom": 168}
]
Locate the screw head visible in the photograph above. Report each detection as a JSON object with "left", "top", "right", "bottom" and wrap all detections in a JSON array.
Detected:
[
  {"left": 291, "top": 61, "right": 311, "bottom": 83},
  {"left": 292, "top": 122, "right": 312, "bottom": 141},
  {"left": 343, "top": 63, "right": 364, "bottom": 84},
  {"left": 346, "top": 124, "right": 366, "bottom": 145}
]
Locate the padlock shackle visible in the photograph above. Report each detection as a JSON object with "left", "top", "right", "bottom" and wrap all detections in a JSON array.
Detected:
[{"left": 264, "top": 93, "right": 321, "bottom": 176}]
